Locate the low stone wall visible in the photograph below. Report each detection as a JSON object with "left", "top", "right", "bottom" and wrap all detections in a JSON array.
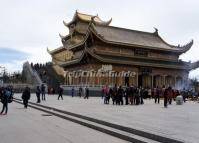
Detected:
[{"left": 61, "top": 85, "right": 103, "bottom": 97}]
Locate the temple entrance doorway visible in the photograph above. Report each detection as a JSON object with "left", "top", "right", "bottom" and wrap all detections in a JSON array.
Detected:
[
  {"left": 138, "top": 74, "right": 152, "bottom": 88},
  {"left": 153, "top": 75, "right": 163, "bottom": 88},
  {"left": 125, "top": 74, "right": 129, "bottom": 86},
  {"left": 138, "top": 75, "right": 143, "bottom": 88},
  {"left": 176, "top": 76, "right": 183, "bottom": 89}
]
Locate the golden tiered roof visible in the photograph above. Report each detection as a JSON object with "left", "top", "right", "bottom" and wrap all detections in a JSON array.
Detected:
[
  {"left": 48, "top": 11, "right": 198, "bottom": 71},
  {"left": 63, "top": 10, "right": 112, "bottom": 27}
]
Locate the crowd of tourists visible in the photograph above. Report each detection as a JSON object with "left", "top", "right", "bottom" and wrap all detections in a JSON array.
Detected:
[
  {"left": 101, "top": 84, "right": 199, "bottom": 107},
  {"left": 0, "top": 83, "right": 47, "bottom": 115},
  {"left": 1, "top": 83, "right": 199, "bottom": 115}
]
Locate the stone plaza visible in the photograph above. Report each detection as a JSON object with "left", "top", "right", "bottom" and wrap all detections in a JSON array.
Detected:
[{"left": 1, "top": 93, "right": 199, "bottom": 143}]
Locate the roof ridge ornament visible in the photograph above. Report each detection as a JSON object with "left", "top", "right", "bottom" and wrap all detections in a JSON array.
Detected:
[
  {"left": 176, "top": 39, "right": 193, "bottom": 54},
  {"left": 91, "top": 16, "right": 97, "bottom": 24},
  {"left": 63, "top": 20, "right": 69, "bottom": 27},
  {"left": 153, "top": 27, "right": 158, "bottom": 35},
  {"left": 179, "top": 40, "right": 193, "bottom": 48},
  {"left": 59, "top": 33, "right": 65, "bottom": 39},
  {"left": 190, "top": 60, "right": 199, "bottom": 70}
]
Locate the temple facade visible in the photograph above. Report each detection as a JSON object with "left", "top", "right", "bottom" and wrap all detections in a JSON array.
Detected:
[{"left": 48, "top": 11, "right": 198, "bottom": 89}]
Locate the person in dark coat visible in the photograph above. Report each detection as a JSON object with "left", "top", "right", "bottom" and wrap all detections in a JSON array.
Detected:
[
  {"left": 155, "top": 86, "right": 160, "bottom": 104},
  {"left": 58, "top": 86, "right": 63, "bottom": 100},
  {"left": 84, "top": 87, "right": 89, "bottom": 99},
  {"left": 135, "top": 88, "right": 140, "bottom": 105},
  {"left": 164, "top": 87, "right": 171, "bottom": 108},
  {"left": 107, "top": 88, "right": 113, "bottom": 104},
  {"left": 36, "top": 86, "right": 41, "bottom": 103},
  {"left": 22, "top": 87, "right": 31, "bottom": 108},
  {"left": 125, "top": 86, "right": 130, "bottom": 105},
  {"left": 104, "top": 85, "right": 109, "bottom": 104},
  {"left": 129, "top": 86, "right": 135, "bottom": 105},
  {"left": 181, "top": 88, "right": 186, "bottom": 103},
  {"left": 41, "top": 84, "right": 46, "bottom": 101},
  {"left": 140, "top": 87, "right": 144, "bottom": 105},
  {"left": 79, "top": 87, "right": 82, "bottom": 98},
  {"left": 0, "top": 87, "right": 12, "bottom": 115},
  {"left": 117, "top": 86, "right": 124, "bottom": 105},
  {"left": 71, "top": 87, "right": 74, "bottom": 97},
  {"left": 112, "top": 84, "right": 117, "bottom": 105}
]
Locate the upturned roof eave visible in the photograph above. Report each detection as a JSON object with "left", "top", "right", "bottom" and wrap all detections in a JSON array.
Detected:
[
  {"left": 89, "top": 24, "right": 192, "bottom": 54},
  {"left": 48, "top": 32, "right": 89, "bottom": 55},
  {"left": 47, "top": 46, "right": 64, "bottom": 55}
]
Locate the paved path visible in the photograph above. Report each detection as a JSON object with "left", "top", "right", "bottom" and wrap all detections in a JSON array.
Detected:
[
  {"left": 2, "top": 93, "right": 199, "bottom": 143},
  {"left": 0, "top": 101, "right": 128, "bottom": 143}
]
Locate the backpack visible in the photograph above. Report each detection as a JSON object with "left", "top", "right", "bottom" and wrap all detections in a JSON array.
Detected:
[{"left": 5, "top": 90, "right": 13, "bottom": 103}]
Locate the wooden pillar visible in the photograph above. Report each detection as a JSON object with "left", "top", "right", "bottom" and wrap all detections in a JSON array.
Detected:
[
  {"left": 80, "top": 71, "right": 84, "bottom": 85},
  {"left": 99, "top": 72, "right": 102, "bottom": 86},
  {"left": 163, "top": 75, "right": 166, "bottom": 86},
  {"left": 136, "top": 72, "right": 139, "bottom": 87},
  {"left": 95, "top": 72, "right": 98, "bottom": 85},
  {"left": 85, "top": 71, "right": 88, "bottom": 86},
  {"left": 88, "top": 71, "right": 91, "bottom": 86},
  {"left": 119, "top": 72, "right": 122, "bottom": 86},
  {"left": 91, "top": 71, "right": 94, "bottom": 86},
  {"left": 174, "top": 76, "right": 177, "bottom": 88},
  {"left": 97, "top": 72, "right": 100, "bottom": 86},
  {"left": 111, "top": 72, "right": 114, "bottom": 86},
  {"left": 64, "top": 74, "right": 67, "bottom": 85}
]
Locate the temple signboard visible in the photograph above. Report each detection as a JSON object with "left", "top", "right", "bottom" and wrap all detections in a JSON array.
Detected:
[{"left": 101, "top": 65, "right": 112, "bottom": 72}]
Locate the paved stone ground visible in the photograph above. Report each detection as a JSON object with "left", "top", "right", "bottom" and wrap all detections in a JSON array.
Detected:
[
  {"left": 0, "top": 101, "right": 128, "bottom": 143},
  {"left": 2, "top": 93, "right": 199, "bottom": 143}
]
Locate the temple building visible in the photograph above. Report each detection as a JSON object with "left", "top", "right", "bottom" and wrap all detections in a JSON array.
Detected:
[{"left": 48, "top": 11, "right": 199, "bottom": 88}]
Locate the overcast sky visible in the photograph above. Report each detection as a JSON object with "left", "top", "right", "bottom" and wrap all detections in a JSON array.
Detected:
[{"left": 0, "top": 0, "right": 199, "bottom": 79}]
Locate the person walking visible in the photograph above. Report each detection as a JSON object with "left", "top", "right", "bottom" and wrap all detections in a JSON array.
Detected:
[
  {"left": 0, "top": 87, "right": 12, "bottom": 115},
  {"left": 112, "top": 84, "right": 117, "bottom": 105},
  {"left": 140, "top": 87, "right": 144, "bottom": 105},
  {"left": 164, "top": 86, "right": 171, "bottom": 108},
  {"left": 155, "top": 86, "right": 160, "bottom": 104},
  {"left": 117, "top": 86, "right": 124, "bottom": 105},
  {"left": 71, "top": 87, "right": 74, "bottom": 97},
  {"left": 41, "top": 84, "right": 46, "bottom": 101},
  {"left": 22, "top": 87, "right": 31, "bottom": 108},
  {"left": 107, "top": 87, "right": 112, "bottom": 104},
  {"left": 168, "top": 87, "right": 173, "bottom": 104},
  {"left": 84, "top": 86, "right": 89, "bottom": 99},
  {"left": 79, "top": 87, "right": 82, "bottom": 98},
  {"left": 135, "top": 88, "right": 140, "bottom": 105},
  {"left": 125, "top": 86, "right": 130, "bottom": 105},
  {"left": 129, "top": 85, "right": 134, "bottom": 105},
  {"left": 58, "top": 86, "right": 63, "bottom": 100},
  {"left": 36, "top": 86, "right": 41, "bottom": 103},
  {"left": 181, "top": 88, "right": 186, "bottom": 103},
  {"left": 104, "top": 85, "right": 109, "bottom": 104}
]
